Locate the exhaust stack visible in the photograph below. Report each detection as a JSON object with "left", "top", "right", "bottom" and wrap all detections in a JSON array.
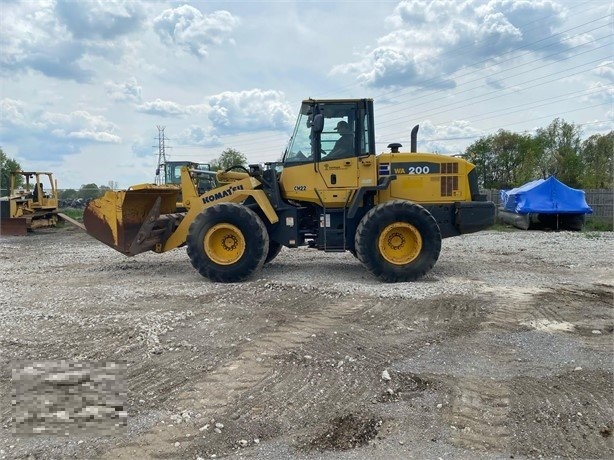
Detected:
[{"left": 411, "top": 125, "right": 419, "bottom": 153}]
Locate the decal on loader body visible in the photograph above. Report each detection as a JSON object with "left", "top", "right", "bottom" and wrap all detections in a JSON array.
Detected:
[
  {"left": 202, "top": 185, "right": 245, "bottom": 204},
  {"left": 391, "top": 162, "right": 440, "bottom": 175}
]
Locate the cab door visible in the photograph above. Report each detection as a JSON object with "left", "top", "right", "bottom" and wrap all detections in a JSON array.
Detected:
[{"left": 317, "top": 114, "right": 359, "bottom": 188}]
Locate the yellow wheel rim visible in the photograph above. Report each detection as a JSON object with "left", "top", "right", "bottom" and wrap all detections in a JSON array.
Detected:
[
  {"left": 204, "top": 223, "right": 246, "bottom": 265},
  {"left": 378, "top": 222, "right": 422, "bottom": 265}
]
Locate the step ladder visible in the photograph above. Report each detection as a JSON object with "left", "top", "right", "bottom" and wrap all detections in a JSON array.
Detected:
[{"left": 320, "top": 207, "right": 347, "bottom": 252}]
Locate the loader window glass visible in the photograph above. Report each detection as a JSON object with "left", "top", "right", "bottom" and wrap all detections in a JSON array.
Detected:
[
  {"left": 361, "top": 116, "right": 369, "bottom": 155},
  {"left": 283, "top": 101, "right": 367, "bottom": 164},
  {"left": 318, "top": 103, "right": 360, "bottom": 161},
  {"left": 284, "top": 111, "right": 314, "bottom": 163},
  {"left": 321, "top": 118, "right": 355, "bottom": 160},
  {"left": 165, "top": 166, "right": 182, "bottom": 184}
]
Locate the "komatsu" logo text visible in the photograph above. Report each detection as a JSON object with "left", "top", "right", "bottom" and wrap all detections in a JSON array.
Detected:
[{"left": 202, "top": 185, "right": 245, "bottom": 204}]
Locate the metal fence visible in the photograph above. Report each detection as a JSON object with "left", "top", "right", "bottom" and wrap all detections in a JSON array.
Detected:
[{"left": 483, "top": 189, "right": 613, "bottom": 220}]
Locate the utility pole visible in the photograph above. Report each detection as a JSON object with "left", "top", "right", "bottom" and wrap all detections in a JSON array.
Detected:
[{"left": 154, "top": 126, "right": 170, "bottom": 184}]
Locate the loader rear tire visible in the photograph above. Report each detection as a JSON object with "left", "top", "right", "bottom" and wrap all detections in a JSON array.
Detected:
[
  {"left": 355, "top": 200, "right": 441, "bottom": 282},
  {"left": 187, "top": 203, "right": 269, "bottom": 282}
]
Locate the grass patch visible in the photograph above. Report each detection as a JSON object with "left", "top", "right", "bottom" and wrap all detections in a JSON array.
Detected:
[
  {"left": 58, "top": 208, "right": 84, "bottom": 222},
  {"left": 583, "top": 216, "right": 613, "bottom": 232}
]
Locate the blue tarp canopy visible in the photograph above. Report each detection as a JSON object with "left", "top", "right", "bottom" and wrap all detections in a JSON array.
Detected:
[{"left": 500, "top": 176, "right": 592, "bottom": 214}]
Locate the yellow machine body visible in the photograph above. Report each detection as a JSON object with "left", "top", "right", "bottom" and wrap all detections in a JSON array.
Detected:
[
  {"left": 279, "top": 152, "right": 475, "bottom": 207},
  {"left": 0, "top": 171, "right": 60, "bottom": 236}
]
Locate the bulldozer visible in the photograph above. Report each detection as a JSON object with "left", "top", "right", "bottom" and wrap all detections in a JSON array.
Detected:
[
  {"left": 0, "top": 171, "right": 60, "bottom": 236},
  {"left": 84, "top": 98, "right": 495, "bottom": 282}
]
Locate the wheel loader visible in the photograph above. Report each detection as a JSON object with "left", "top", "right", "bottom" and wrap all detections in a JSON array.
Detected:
[{"left": 83, "top": 98, "right": 495, "bottom": 282}]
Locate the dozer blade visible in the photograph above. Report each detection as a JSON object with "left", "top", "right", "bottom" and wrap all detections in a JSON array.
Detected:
[
  {"left": 83, "top": 186, "right": 181, "bottom": 256},
  {"left": 0, "top": 217, "right": 29, "bottom": 236}
]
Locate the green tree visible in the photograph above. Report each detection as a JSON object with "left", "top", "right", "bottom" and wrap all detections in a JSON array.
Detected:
[
  {"left": 0, "top": 147, "right": 22, "bottom": 196},
  {"left": 463, "top": 136, "right": 492, "bottom": 188},
  {"left": 78, "top": 183, "right": 101, "bottom": 200},
  {"left": 464, "top": 131, "right": 537, "bottom": 189},
  {"left": 99, "top": 185, "right": 113, "bottom": 195},
  {"left": 59, "top": 189, "right": 78, "bottom": 200},
  {"left": 534, "top": 118, "right": 583, "bottom": 187},
  {"left": 580, "top": 131, "right": 614, "bottom": 189},
  {"left": 210, "top": 148, "right": 247, "bottom": 171}
]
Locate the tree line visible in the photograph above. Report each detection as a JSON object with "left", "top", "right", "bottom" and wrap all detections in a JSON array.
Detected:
[{"left": 462, "top": 119, "right": 613, "bottom": 190}]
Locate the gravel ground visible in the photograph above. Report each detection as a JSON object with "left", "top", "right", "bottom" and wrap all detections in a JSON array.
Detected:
[{"left": 0, "top": 226, "right": 613, "bottom": 459}]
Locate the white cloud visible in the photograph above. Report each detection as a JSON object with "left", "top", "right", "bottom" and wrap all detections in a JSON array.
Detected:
[
  {"left": 41, "top": 110, "right": 121, "bottom": 143},
  {"left": 417, "top": 120, "right": 483, "bottom": 154},
  {"left": 0, "top": 98, "right": 29, "bottom": 127},
  {"left": 105, "top": 77, "right": 143, "bottom": 103},
  {"left": 477, "top": 12, "right": 522, "bottom": 48},
  {"left": 55, "top": 0, "right": 146, "bottom": 40},
  {"left": 0, "top": 99, "right": 120, "bottom": 159},
  {"left": 135, "top": 98, "right": 208, "bottom": 118},
  {"left": 582, "top": 82, "right": 614, "bottom": 105},
  {"left": 177, "top": 125, "right": 221, "bottom": 148},
  {"left": 0, "top": 0, "right": 146, "bottom": 82},
  {"left": 135, "top": 98, "right": 190, "bottom": 117},
  {"left": 208, "top": 89, "right": 294, "bottom": 134},
  {"left": 333, "top": 0, "right": 569, "bottom": 89},
  {"left": 153, "top": 5, "right": 239, "bottom": 57},
  {"left": 593, "top": 61, "right": 614, "bottom": 83}
]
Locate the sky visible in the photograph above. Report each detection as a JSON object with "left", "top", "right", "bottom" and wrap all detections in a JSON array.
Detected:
[{"left": 1, "top": 0, "right": 612, "bottom": 190}]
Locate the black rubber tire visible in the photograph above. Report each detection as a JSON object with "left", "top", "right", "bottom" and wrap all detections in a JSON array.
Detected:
[
  {"left": 264, "top": 241, "right": 283, "bottom": 264},
  {"left": 186, "top": 203, "right": 269, "bottom": 282},
  {"left": 355, "top": 200, "right": 441, "bottom": 282}
]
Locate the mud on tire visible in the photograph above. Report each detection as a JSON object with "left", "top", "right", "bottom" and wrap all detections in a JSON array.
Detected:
[
  {"left": 355, "top": 200, "right": 441, "bottom": 282},
  {"left": 187, "top": 203, "right": 269, "bottom": 282}
]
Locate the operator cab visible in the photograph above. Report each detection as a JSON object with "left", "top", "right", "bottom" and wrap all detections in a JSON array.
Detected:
[{"left": 283, "top": 99, "right": 375, "bottom": 165}]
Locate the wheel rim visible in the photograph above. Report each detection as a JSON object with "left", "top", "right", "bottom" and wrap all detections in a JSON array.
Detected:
[
  {"left": 204, "top": 223, "right": 246, "bottom": 265},
  {"left": 378, "top": 222, "right": 422, "bottom": 265}
]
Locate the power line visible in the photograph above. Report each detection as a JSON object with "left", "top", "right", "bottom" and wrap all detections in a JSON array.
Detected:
[
  {"left": 380, "top": 54, "right": 610, "bottom": 131},
  {"left": 376, "top": 36, "right": 612, "bottom": 123}
]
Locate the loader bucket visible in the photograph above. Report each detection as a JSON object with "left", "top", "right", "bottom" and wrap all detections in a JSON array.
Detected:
[{"left": 83, "top": 186, "right": 180, "bottom": 256}]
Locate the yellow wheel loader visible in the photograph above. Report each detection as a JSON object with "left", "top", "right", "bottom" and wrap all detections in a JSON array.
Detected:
[
  {"left": 84, "top": 99, "right": 495, "bottom": 282},
  {"left": 0, "top": 171, "right": 60, "bottom": 236}
]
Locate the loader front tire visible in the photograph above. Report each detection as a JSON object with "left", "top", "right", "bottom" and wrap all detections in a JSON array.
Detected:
[
  {"left": 187, "top": 203, "right": 269, "bottom": 282},
  {"left": 264, "top": 241, "right": 283, "bottom": 264},
  {"left": 355, "top": 200, "right": 441, "bottom": 282}
]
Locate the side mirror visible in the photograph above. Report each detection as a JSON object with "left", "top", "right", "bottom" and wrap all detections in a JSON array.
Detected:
[{"left": 312, "top": 114, "right": 324, "bottom": 134}]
